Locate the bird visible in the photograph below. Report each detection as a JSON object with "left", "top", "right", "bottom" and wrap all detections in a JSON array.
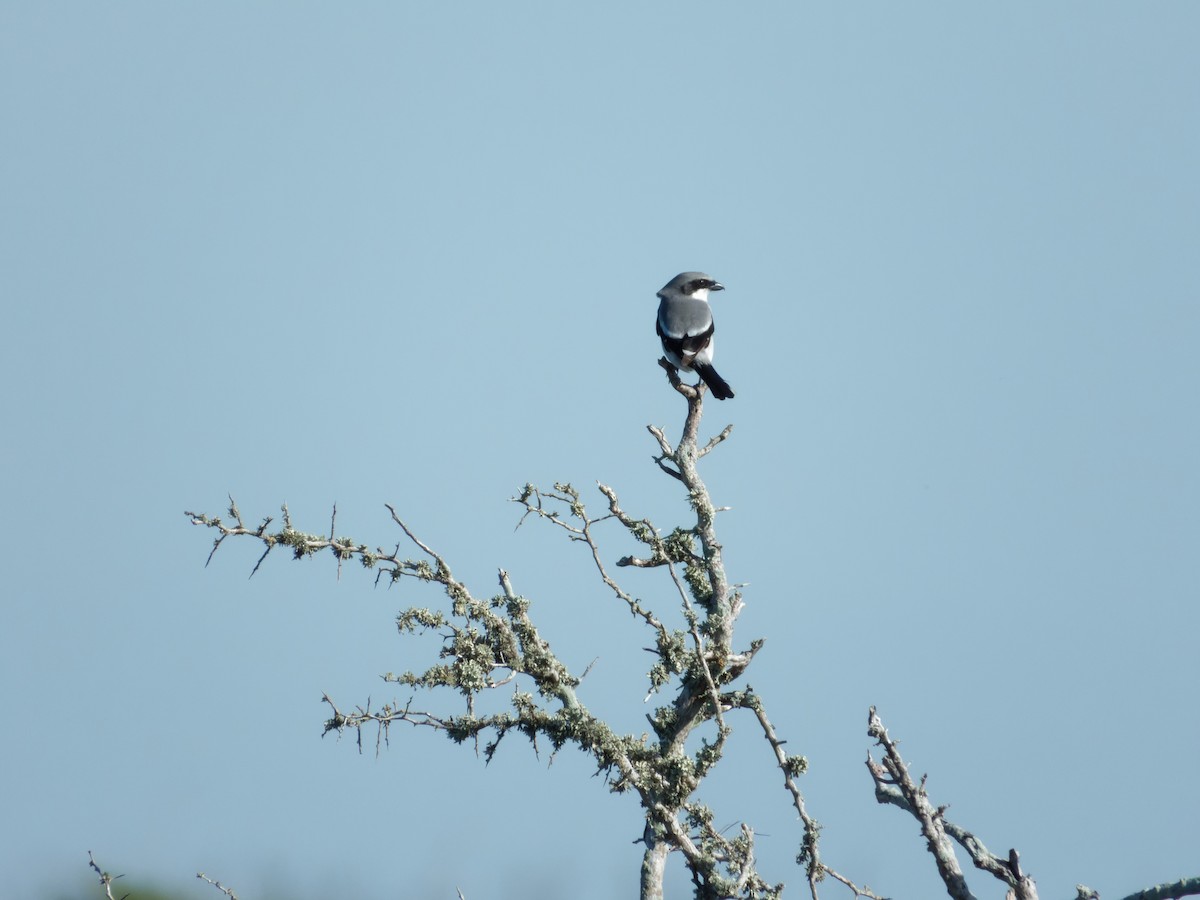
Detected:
[{"left": 656, "top": 271, "right": 735, "bottom": 400}]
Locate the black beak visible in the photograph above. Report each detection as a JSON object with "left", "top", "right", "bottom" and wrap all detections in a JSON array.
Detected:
[{"left": 710, "top": 282, "right": 725, "bottom": 291}]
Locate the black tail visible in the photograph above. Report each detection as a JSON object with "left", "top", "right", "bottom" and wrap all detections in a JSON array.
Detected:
[{"left": 693, "top": 362, "right": 734, "bottom": 400}]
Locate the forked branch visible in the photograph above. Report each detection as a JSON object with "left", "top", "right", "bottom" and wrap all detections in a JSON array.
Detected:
[{"left": 866, "top": 707, "right": 1036, "bottom": 900}]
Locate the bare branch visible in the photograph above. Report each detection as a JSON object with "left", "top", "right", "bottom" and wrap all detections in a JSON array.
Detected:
[
  {"left": 822, "top": 867, "right": 889, "bottom": 900},
  {"left": 865, "top": 707, "right": 977, "bottom": 900},
  {"left": 646, "top": 424, "right": 684, "bottom": 480},
  {"left": 87, "top": 852, "right": 123, "bottom": 900},
  {"left": 648, "top": 424, "right": 674, "bottom": 456},
  {"left": 699, "top": 424, "right": 734, "bottom": 458},
  {"left": 866, "top": 707, "right": 1039, "bottom": 900},
  {"left": 1116, "top": 879, "right": 1200, "bottom": 900},
  {"left": 742, "top": 691, "right": 824, "bottom": 897},
  {"left": 197, "top": 872, "right": 240, "bottom": 899}
]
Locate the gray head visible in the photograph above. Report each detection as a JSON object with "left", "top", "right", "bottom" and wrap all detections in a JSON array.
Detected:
[{"left": 658, "top": 271, "right": 725, "bottom": 300}]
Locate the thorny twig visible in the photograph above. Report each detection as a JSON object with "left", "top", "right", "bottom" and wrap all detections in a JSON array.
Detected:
[{"left": 512, "top": 482, "right": 667, "bottom": 636}]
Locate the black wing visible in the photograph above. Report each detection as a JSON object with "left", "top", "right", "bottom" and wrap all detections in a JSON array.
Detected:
[{"left": 657, "top": 318, "right": 715, "bottom": 361}]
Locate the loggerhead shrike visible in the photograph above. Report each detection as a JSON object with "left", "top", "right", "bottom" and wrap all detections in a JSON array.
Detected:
[{"left": 656, "top": 271, "right": 734, "bottom": 400}]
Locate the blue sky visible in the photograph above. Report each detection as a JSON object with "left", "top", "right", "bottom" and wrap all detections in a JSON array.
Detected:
[{"left": 2, "top": 4, "right": 1198, "bottom": 898}]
